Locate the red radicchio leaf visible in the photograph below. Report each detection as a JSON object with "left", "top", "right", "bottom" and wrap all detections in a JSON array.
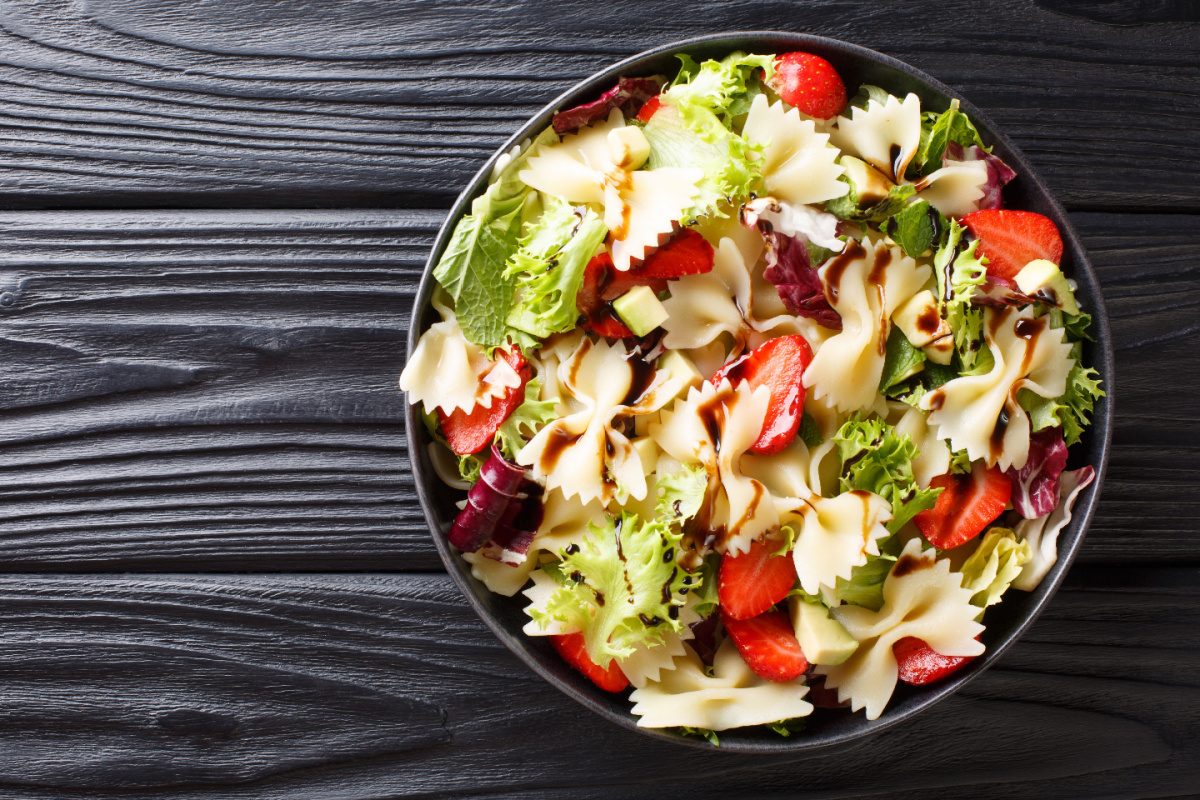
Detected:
[
  {"left": 447, "top": 443, "right": 526, "bottom": 552},
  {"left": 1007, "top": 426, "right": 1069, "bottom": 518},
  {"left": 551, "top": 76, "right": 664, "bottom": 135},
  {"left": 482, "top": 484, "right": 545, "bottom": 566},
  {"left": 760, "top": 229, "right": 843, "bottom": 331},
  {"left": 945, "top": 142, "right": 1017, "bottom": 211}
]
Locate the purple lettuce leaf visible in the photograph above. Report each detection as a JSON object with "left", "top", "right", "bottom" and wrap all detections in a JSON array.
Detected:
[
  {"left": 760, "top": 229, "right": 843, "bottom": 331},
  {"left": 481, "top": 484, "right": 545, "bottom": 565},
  {"left": 551, "top": 76, "right": 663, "bottom": 135},
  {"left": 1007, "top": 426, "right": 1069, "bottom": 518},
  {"left": 945, "top": 142, "right": 1017, "bottom": 211},
  {"left": 447, "top": 443, "right": 526, "bottom": 552}
]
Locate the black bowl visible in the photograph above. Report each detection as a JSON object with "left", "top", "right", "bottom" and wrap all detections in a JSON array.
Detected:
[{"left": 404, "top": 32, "right": 1114, "bottom": 753}]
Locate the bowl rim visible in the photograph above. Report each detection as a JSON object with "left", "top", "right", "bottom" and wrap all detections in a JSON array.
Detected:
[{"left": 404, "top": 30, "right": 1114, "bottom": 753}]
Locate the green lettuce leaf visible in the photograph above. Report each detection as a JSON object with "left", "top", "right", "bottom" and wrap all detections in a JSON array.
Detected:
[
  {"left": 848, "top": 84, "right": 890, "bottom": 111},
  {"left": 879, "top": 326, "right": 927, "bottom": 394},
  {"left": 655, "top": 463, "right": 709, "bottom": 524},
  {"left": 532, "top": 512, "right": 696, "bottom": 667},
  {"left": 799, "top": 411, "right": 824, "bottom": 449},
  {"left": 505, "top": 196, "right": 607, "bottom": 339},
  {"left": 691, "top": 552, "right": 722, "bottom": 618},
  {"left": 1018, "top": 360, "right": 1105, "bottom": 446},
  {"left": 833, "top": 416, "right": 942, "bottom": 532},
  {"left": 884, "top": 199, "right": 947, "bottom": 259},
  {"left": 642, "top": 100, "right": 760, "bottom": 222},
  {"left": 826, "top": 179, "right": 916, "bottom": 224},
  {"left": 457, "top": 452, "right": 484, "bottom": 483},
  {"left": 494, "top": 376, "right": 558, "bottom": 460},
  {"left": 933, "top": 221, "right": 992, "bottom": 375},
  {"left": 677, "top": 727, "right": 720, "bottom": 746},
  {"left": 664, "top": 52, "right": 775, "bottom": 122},
  {"left": 893, "top": 360, "right": 959, "bottom": 408},
  {"left": 433, "top": 129, "right": 557, "bottom": 348},
  {"left": 835, "top": 551, "right": 897, "bottom": 611},
  {"left": 912, "top": 98, "right": 989, "bottom": 177},
  {"left": 959, "top": 527, "right": 1032, "bottom": 610}
]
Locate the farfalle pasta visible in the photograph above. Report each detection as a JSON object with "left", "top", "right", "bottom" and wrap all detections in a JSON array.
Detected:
[{"left": 401, "top": 47, "right": 1103, "bottom": 743}]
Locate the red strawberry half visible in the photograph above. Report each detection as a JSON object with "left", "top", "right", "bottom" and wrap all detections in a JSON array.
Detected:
[
  {"left": 767, "top": 51, "right": 847, "bottom": 119},
  {"left": 711, "top": 335, "right": 813, "bottom": 454},
  {"left": 893, "top": 636, "right": 977, "bottom": 686},
  {"left": 722, "top": 608, "right": 809, "bottom": 683},
  {"left": 914, "top": 462, "right": 1012, "bottom": 550},
  {"left": 549, "top": 632, "right": 630, "bottom": 693},
  {"left": 960, "top": 209, "right": 1064, "bottom": 280},
  {"left": 718, "top": 537, "right": 798, "bottom": 621}
]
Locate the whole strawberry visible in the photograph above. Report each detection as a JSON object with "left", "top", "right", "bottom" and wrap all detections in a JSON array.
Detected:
[{"left": 768, "top": 51, "right": 847, "bottom": 119}]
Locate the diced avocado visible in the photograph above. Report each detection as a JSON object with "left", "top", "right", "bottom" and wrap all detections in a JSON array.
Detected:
[
  {"left": 790, "top": 596, "right": 859, "bottom": 666},
  {"left": 607, "top": 126, "right": 651, "bottom": 171},
  {"left": 657, "top": 349, "right": 703, "bottom": 396},
  {"left": 1014, "top": 259, "right": 1079, "bottom": 315},
  {"left": 631, "top": 436, "right": 659, "bottom": 476},
  {"left": 613, "top": 285, "right": 669, "bottom": 337},
  {"left": 839, "top": 155, "right": 895, "bottom": 206},
  {"left": 923, "top": 336, "right": 955, "bottom": 365}
]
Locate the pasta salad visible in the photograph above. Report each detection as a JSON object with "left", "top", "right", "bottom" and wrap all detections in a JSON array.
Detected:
[{"left": 400, "top": 49, "right": 1103, "bottom": 741}]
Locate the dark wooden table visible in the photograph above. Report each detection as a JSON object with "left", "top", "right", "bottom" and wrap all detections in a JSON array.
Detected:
[{"left": 0, "top": 1, "right": 1196, "bottom": 796}]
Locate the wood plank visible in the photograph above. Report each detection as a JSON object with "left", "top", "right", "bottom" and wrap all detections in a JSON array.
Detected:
[
  {"left": 0, "top": 0, "right": 1194, "bottom": 210},
  {"left": 0, "top": 568, "right": 1190, "bottom": 798},
  {"left": 0, "top": 208, "right": 1191, "bottom": 569}
]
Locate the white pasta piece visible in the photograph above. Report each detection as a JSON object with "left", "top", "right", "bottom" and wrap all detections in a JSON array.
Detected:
[
  {"left": 463, "top": 551, "right": 538, "bottom": 597},
  {"left": 517, "top": 337, "right": 687, "bottom": 505},
  {"left": 519, "top": 110, "right": 620, "bottom": 203},
  {"left": 617, "top": 598, "right": 703, "bottom": 689},
  {"left": 828, "top": 92, "right": 923, "bottom": 182},
  {"left": 743, "top": 94, "right": 849, "bottom": 205},
  {"left": 792, "top": 490, "right": 893, "bottom": 595},
  {"left": 1013, "top": 467, "right": 1096, "bottom": 591},
  {"left": 651, "top": 380, "right": 777, "bottom": 555},
  {"left": 892, "top": 405, "right": 952, "bottom": 488},
  {"left": 918, "top": 306, "right": 1076, "bottom": 471},
  {"left": 531, "top": 488, "right": 606, "bottom": 557},
  {"left": 399, "top": 309, "right": 511, "bottom": 415},
  {"left": 914, "top": 160, "right": 990, "bottom": 217},
  {"left": 629, "top": 639, "right": 813, "bottom": 730},
  {"left": 519, "top": 108, "right": 702, "bottom": 272},
  {"left": 741, "top": 439, "right": 814, "bottom": 517},
  {"left": 522, "top": 569, "right": 578, "bottom": 636},
  {"left": 609, "top": 168, "right": 704, "bottom": 271},
  {"left": 803, "top": 237, "right": 931, "bottom": 413},
  {"left": 662, "top": 237, "right": 817, "bottom": 353},
  {"left": 818, "top": 539, "right": 986, "bottom": 720}
]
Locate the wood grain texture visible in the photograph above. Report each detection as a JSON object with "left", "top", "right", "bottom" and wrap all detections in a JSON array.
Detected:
[
  {"left": 0, "top": 568, "right": 1189, "bottom": 798},
  {"left": 0, "top": 0, "right": 1194, "bottom": 210},
  {"left": 0, "top": 208, "right": 1191, "bottom": 570}
]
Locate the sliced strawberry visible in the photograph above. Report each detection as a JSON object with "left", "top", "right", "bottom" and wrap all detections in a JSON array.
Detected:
[
  {"left": 549, "top": 632, "right": 630, "bottom": 693},
  {"left": 636, "top": 94, "right": 663, "bottom": 123},
  {"left": 722, "top": 608, "right": 809, "bottom": 683},
  {"left": 767, "top": 52, "right": 847, "bottom": 120},
  {"left": 711, "top": 335, "right": 813, "bottom": 454},
  {"left": 960, "top": 209, "right": 1064, "bottom": 280},
  {"left": 438, "top": 346, "right": 531, "bottom": 455},
  {"left": 914, "top": 461, "right": 1012, "bottom": 549},
  {"left": 893, "top": 636, "right": 976, "bottom": 686},
  {"left": 636, "top": 228, "right": 714, "bottom": 280},
  {"left": 718, "top": 537, "right": 798, "bottom": 621}
]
